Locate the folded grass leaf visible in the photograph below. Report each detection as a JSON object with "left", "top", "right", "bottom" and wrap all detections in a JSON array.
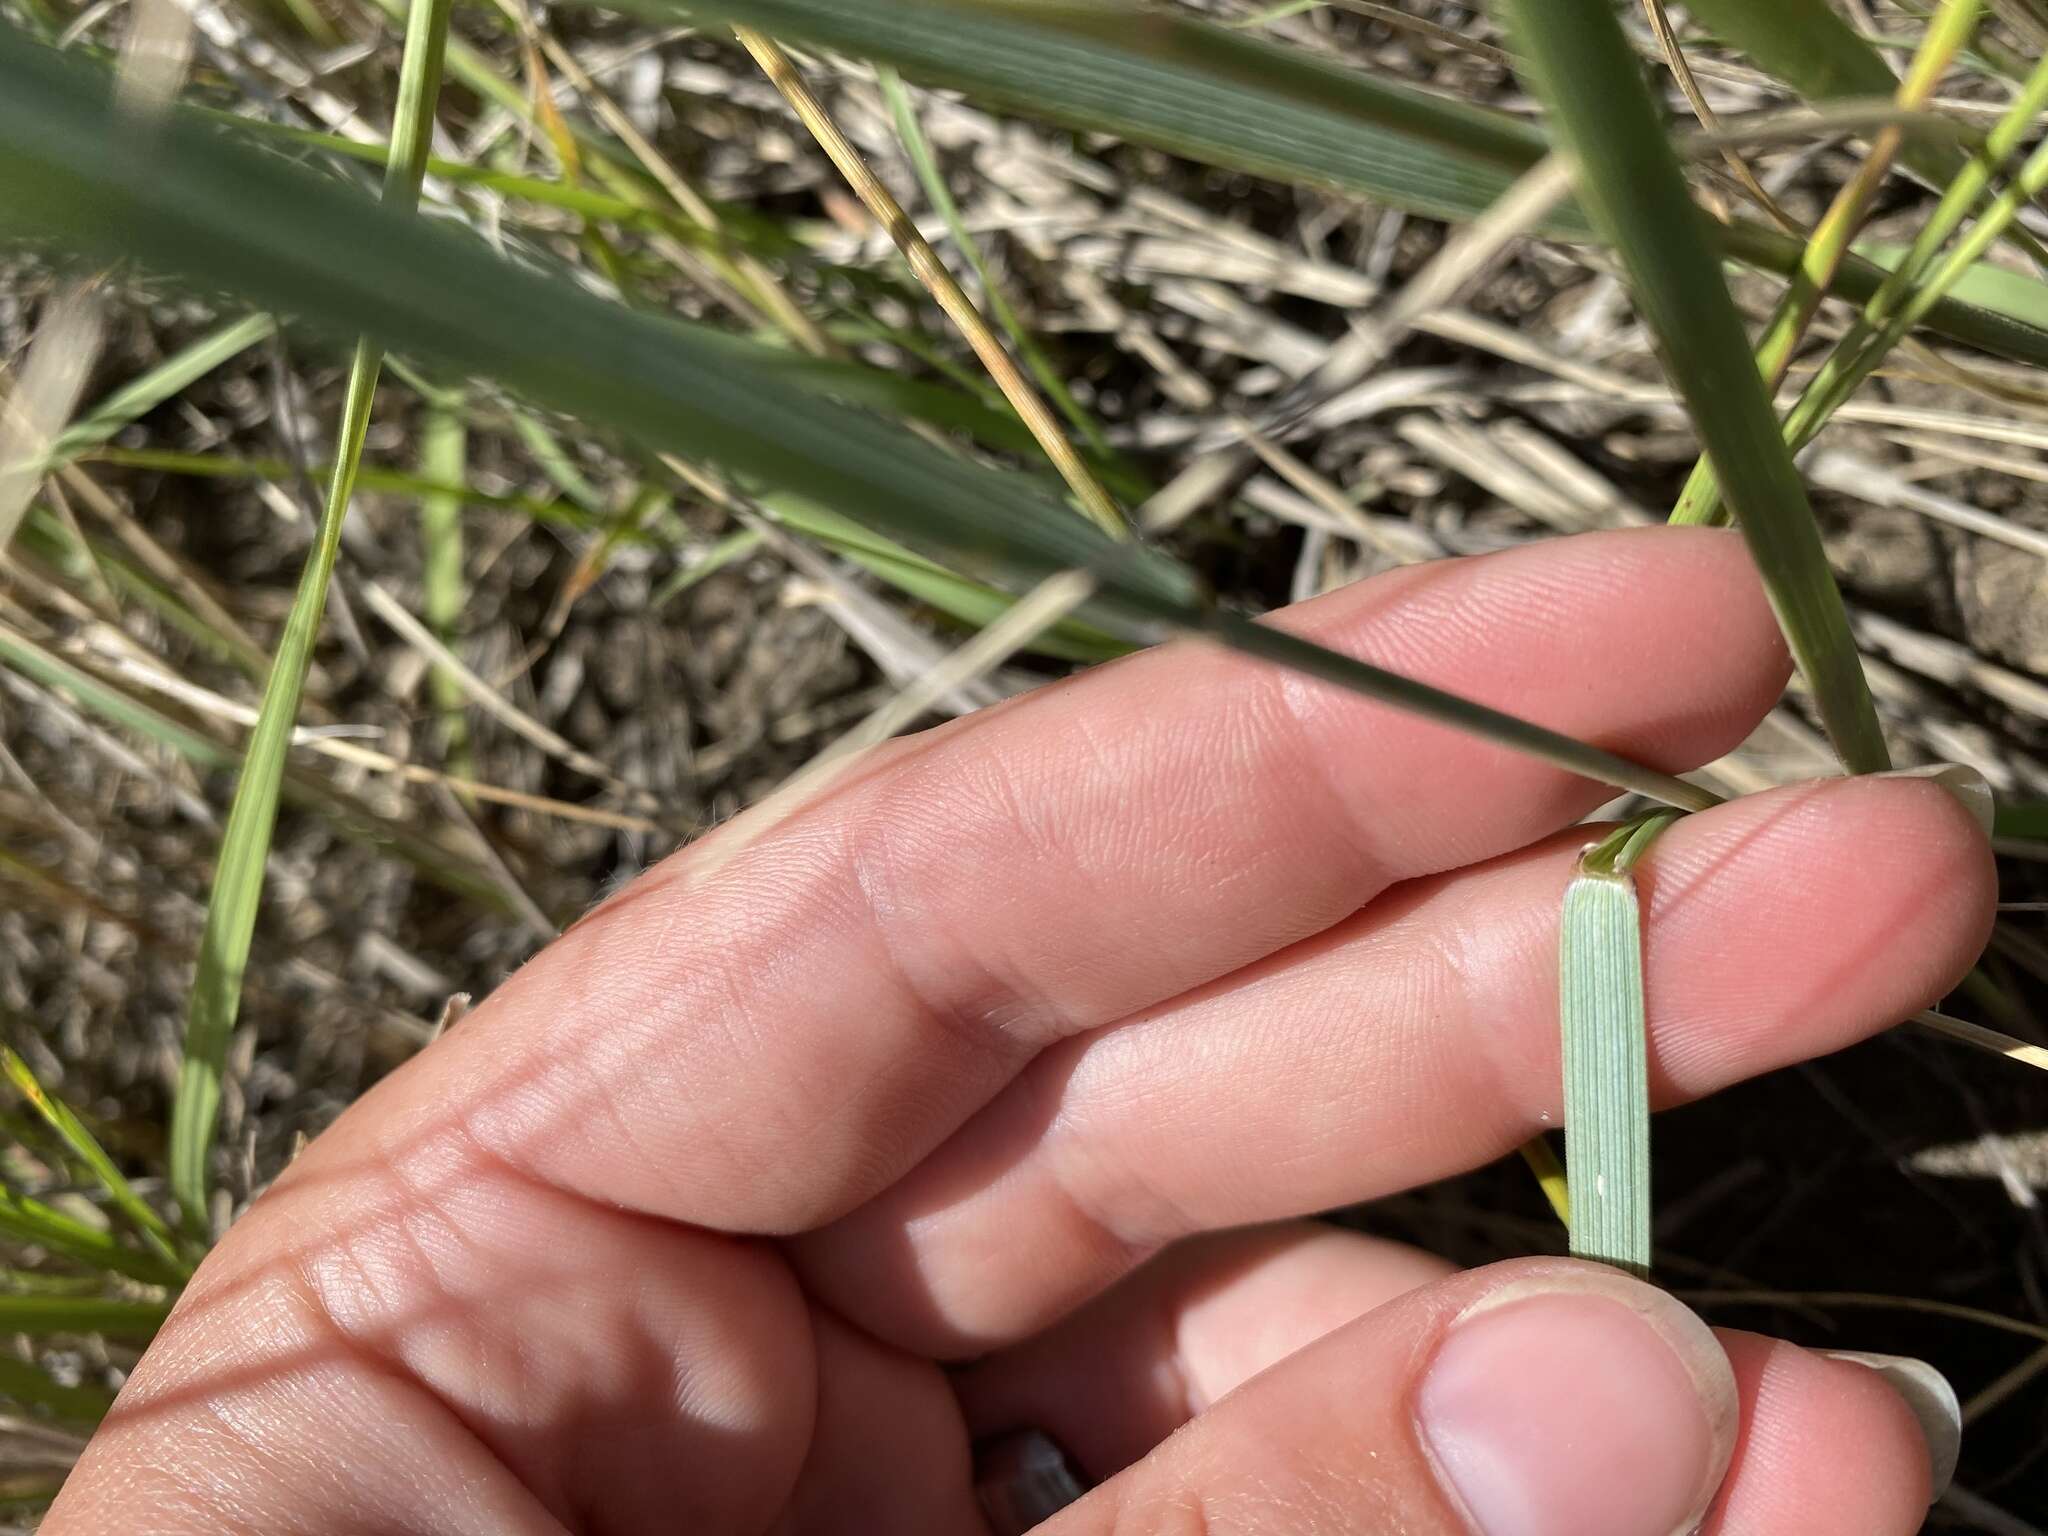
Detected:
[{"left": 1507, "top": 0, "right": 1889, "bottom": 775}]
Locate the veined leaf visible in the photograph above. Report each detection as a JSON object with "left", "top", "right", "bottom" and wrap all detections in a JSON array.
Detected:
[{"left": 1559, "top": 855, "right": 1653, "bottom": 1277}]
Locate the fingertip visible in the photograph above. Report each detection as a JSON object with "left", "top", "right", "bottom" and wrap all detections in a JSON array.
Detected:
[
  {"left": 1808, "top": 773, "right": 1998, "bottom": 987},
  {"left": 1707, "top": 1332, "right": 1939, "bottom": 1536},
  {"left": 1638, "top": 773, "right": 1997, "bottom": 1095}
]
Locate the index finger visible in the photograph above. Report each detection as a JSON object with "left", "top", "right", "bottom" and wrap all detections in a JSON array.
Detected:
[{"left": 347, "top": 527, "right": 1789, "bottom": 1233}]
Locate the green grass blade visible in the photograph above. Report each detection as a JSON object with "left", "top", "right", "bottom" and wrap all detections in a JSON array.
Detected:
[
  {"left": 650, "top": 526, "right": 765, "bottom": 609},
  {"left": 0, "top": 30, "right": 1718, "bottom": 811},
  {"left": 1507, "top": 0, "right": 1890, "bottom": 775},
  {"left": 50, "top": 313, "right": 276, "bottom": 463},
  {"left": 418, "top": 393, "right": 469, "bottom": 759},
  {"left": 1856, "top": 236, "right": 2048, "bottom": 330},
  {"left": 651, "top": 0, "right": 2048, "bottom": 366},
  {"left": 665, "top": 0, "right": 1555, "bottom": 224},
  {"left": 1720, "top": 221, "right": 2048, "bottom": 365},
  {"left": 0, "top": 1294, "right": 174, "bottom": 1336},
  {"left": 768, "top": 496, "right": 1133, "bottom": 663},
  {"left": 1775, "top": 61, "right": 2048, "bottom": 456},
  {"left": 0, "top": 621, "right": 516, "bottom": 912},
  {"left": 1671, "top": 0, "right": 1983, "bottom": 526},
  {"left": 878, "top": 67, "right": 1110, "bottom": 458},
  {"left": 0, "top": 1186, "right": 186, "bottom": 1287},
  {"left": 0, "top": 1355, "right": 115, "bottom": 1425},
  {"left": 1, "top": 1051, "right": 185, "bottom": 1273},
  {"left": 1559, "top": 865, "right": 1652, "bottom": 1277},
  {"left": 1684, "top": 0, "right": 1938, "bottom": 175},
  {"left": 88, "top": 447, "right": 611, "bottom": 532},
  {"left": 1684, "top": 0, "right": 2047, "bottom": 270},
  {"left": 1683, "top": 52, "right": 2048, "bottom": 532},
  {"left": 165, "top": 0, "right": 455, "bottom": 1228}
]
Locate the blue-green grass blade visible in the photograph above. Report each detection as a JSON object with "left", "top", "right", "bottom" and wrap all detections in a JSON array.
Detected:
[{"left": 1560, "top": 869, "right": 1652, "bottom": 1277}]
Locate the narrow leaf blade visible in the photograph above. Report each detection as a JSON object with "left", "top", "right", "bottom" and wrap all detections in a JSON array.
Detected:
[
  {"left": 1506, "top": 0, "right": 1889, "bottom": 774},
  {"left": 1560, "top": 872, "right": 1651, "bottom": 1276}
]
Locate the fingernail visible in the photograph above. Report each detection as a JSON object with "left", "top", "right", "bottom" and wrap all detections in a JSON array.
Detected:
[
  {"left": 974, "top": 1430, "right": 1089, "bottom": 1535},
  {"left": 1820, "top": 1351, "right": 1961, "bottom": 1501},
  {"left": 1874, "top": 763, "right": 1995, "bottom": 837},
  {"left": 1416, "top": 1269, "right": 1737, "bottom": 1536}
]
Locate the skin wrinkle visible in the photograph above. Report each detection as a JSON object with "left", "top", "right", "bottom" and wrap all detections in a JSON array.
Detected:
[{"left": 847, "top": 756, "right": 1076, "bottom": 1058}]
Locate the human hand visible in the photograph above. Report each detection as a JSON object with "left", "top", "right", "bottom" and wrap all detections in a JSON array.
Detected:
[{"left": 47, "top": 528, "right": 1991, "bottom": 1536}]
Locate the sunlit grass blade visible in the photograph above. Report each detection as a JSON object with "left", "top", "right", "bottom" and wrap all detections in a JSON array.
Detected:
[
  {"left": 0, "top": 29, "right": 1716, "bottom": 812},
  {"left": 418, "top": 392, "right": 469, "bottom": 764},
  {"left": 166, "top": 0, "right": 455, "bottom": 1229},
  {"left": 1672, "top": 0, "right": 1983, "bottom": 526},
  {"left": 1682, "top": 49, "right": 2048, "bottom": 527},
  {"left": 878, "top": 67, "right": 1111, "bottom": 459},
  {"left": 1721, "top": 221, "right": 2048, "bottom": 364},
  {"left": 1, "top": 1051, "right": 185, "bottom": 1274},
  {"left": 50, "top": 312, "right": 275, "bottom": 463},
  {"left": 767, "top": 495, "right": 1132, "bottom": 663},
  {"left": 1558, "top": 816, "right": 1675, "bottom": 1277},
  {"left": 1507, "top": 0, "right": 1889, "bottom": 775},
  {"left": 1684, "top": 0, "right": 1974, "bottom": 192},
  {"left": 734, "top": 27, "right": 1128, "bottom": 538},
  {"left": 1760, "top": 56, "right": 2048, "bottom": 478}
]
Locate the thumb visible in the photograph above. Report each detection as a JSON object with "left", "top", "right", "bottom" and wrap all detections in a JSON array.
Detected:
[{"left": 1042, "top": 1258, "right": 1737, "bottom": 1536}]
